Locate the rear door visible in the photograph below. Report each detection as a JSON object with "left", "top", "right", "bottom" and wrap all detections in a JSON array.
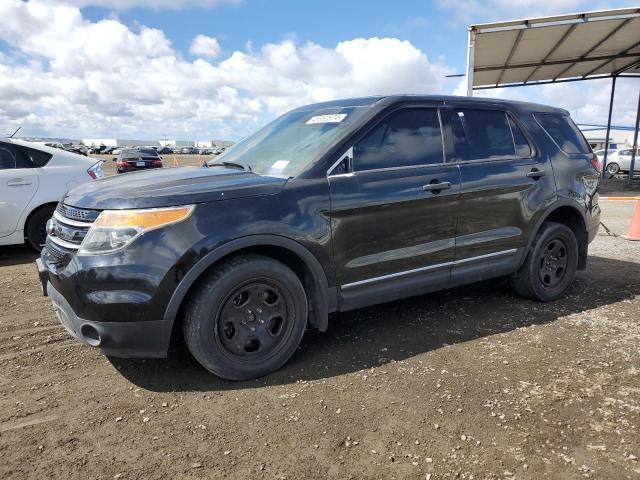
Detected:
[
  {"left": 328, "top": 104, "right": 460, "bottom": 308},
  {"left": 443, "top": 106, "right": 556, "bottom": 285},
  {"left": 0, "top": 142, "right": 40, "bottom": 237}
]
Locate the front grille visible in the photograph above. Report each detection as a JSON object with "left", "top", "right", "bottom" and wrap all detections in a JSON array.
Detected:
[
  {"left": 45, "top": 204, "right": 99, "bottom": 263},
  {"left": 56, "top": 203, "right": 100, "bottom": 222}
]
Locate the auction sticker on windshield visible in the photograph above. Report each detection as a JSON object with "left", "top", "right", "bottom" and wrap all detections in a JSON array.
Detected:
[{"left": 306, "top": 114, "right": 347, "bottom": 124}]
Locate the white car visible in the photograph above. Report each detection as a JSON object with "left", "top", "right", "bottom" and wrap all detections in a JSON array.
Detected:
[
  {"left": 0, "top": 138, "right": 103, "bottom": 250},
  {"left": 605, "top": 147, "right": 640, "bottom": 175}
]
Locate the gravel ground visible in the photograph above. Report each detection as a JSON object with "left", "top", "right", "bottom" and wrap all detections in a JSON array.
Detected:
[{"left": 0, "top": 200, "right": 638, "bottom": 480}]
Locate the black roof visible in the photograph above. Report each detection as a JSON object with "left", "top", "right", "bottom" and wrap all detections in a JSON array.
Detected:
[{"left": 292, "top": 94, "right": 567, "bottom": 115}]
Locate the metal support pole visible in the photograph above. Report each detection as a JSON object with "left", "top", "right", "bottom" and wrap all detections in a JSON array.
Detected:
[
  {"left": 629, "top": 85, "right": 640, "bottom": 185},
  {"left": 465, "top": 28, "right": 476, "bottom": 97},
  {"left": 602, "top": 75, "right": 616, "bottom": 178}
]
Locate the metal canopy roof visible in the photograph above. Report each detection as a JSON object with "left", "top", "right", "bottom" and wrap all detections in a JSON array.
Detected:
[{"left": 466, "top": 7, "right": 640, "bottom": 91}]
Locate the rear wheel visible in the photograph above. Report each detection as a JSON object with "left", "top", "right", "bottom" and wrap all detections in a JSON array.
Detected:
[
  {"left": 511, "top": 221, "right": 578, "bottom": 301},
  {"left": 182, "top": 254, "right": 308, "bottom": 380},
  {"left": 26, "top": 205, "right": 55, "bottom": 251}
]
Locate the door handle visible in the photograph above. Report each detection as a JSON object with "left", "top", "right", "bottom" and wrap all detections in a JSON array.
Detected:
[
  {"left": 423, "top": 181, "right": 451, "bottom": 192},
  {"left": 7, "top": 178, "right": 32, "bottom": 186},
  {"left": 526, "top": 169, "right": 545, "bottom": 179}
]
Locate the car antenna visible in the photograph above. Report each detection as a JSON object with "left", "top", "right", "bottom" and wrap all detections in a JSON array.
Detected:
[{"left": 8, "top": 126, "right": 21, "bottom": 138}]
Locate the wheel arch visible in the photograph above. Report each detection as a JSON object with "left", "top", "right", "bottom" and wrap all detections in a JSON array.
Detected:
[
  {"left": 23, "top": 202, "right": 58, "bottom": 237},
  {"left": 164, "top": 235, "right": 336, "bottom": 334},
  {"left": 528, "top": 200, "right": 589, "bottom": 270}
]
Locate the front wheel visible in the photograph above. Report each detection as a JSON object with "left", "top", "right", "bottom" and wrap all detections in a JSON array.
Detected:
[
  {"left": 182, "top": 254, "right": 308, "bottom": 380},
  {"left": 606, "top": 162, "right": 620, "bottom": 175},
  {"left": 511, "top": 221, "right": 579, "bottom": 301}
]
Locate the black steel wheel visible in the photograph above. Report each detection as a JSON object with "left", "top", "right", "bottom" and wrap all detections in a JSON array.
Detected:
[
  {"left": 183, "top": 254, "right": 307, "bottom": 380},
  {"left": 511, "top": 221, "right": 578, "bottom": 301},
  {"left": 537, "top": 237, "right": 569, "bottom": 289},
  {"left": 216, "top": 279, "right": 295, "bottom": 362}
]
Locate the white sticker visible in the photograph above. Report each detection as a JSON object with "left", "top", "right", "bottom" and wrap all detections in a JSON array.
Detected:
[
  {"left": 306, "top": 114, "right": 347, "bottom": 124},
  {"left": 270, "top": 160, "right": 290, "bottom": 171}
]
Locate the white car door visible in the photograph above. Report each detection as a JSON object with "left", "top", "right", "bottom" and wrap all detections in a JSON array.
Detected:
[{"left": 0, "top": 143, "right": 39, "bottom": 237}]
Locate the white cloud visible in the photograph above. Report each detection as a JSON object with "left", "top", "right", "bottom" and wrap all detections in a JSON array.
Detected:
[
  {"left": 0, "top": 0, "right": 453, "bottom": 140},
  {"left": 454, "top": 76, "right": 637, "bottom": 127},
  {"left": 190, "top": 35, "right": 222, "bottom": 59}
]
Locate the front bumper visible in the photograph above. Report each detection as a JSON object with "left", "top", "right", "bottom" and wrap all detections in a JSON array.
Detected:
[{"left": 36, "top": 258, "right": 173, "bottom": 358}]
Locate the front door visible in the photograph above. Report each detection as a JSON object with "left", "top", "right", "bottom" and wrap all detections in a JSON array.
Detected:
[{"left": 328, "top": 106, "right": 460, "bottom": 309}]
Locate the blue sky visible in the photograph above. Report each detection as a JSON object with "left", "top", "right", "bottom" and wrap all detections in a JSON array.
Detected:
[{"left": 0, "top": 0, "right": 637, "bottom": 140}]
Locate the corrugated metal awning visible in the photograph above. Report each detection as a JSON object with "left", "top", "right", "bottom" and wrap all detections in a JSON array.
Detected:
[{"left": 467, "top": 8, "right": 640, "bottom": 90}]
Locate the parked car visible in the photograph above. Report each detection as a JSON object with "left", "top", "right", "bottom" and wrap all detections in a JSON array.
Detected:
[
  {"left": 604, "top": 147, "right": 640, "bottom": 175},
  {"left": 180, "top": 147, "right": 197, "bottom": 154},
  {"left": 593, "top": 148, "right": 614, "bottom": 168},
  {"left": 157, "top": 146, "right": 174, "bottom": 155},
  {"left": 38, "top": 95, "right": 600, "bottom": 380},
  {"left": 89, "top": 145, "right": 109, "bottom": 155},
  {"left": 0, "top": 138, "right": 103, "bottom": 250},
  {"left": 114, "top": 148, "right": 163, "bottom": 174},
  {"left": 64, "top": 144, "right": 89, "bottom": 156}
]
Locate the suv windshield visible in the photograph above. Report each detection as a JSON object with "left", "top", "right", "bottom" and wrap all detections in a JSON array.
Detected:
[{"left": 209, "top": 105, "right": 371, "bottom": 176}]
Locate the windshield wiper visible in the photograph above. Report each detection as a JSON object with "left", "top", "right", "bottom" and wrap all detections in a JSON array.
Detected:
[{"left": 206, "top": 161, "right": 250, "bottom": 171}]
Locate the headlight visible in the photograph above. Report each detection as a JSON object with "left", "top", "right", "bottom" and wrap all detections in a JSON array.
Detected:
[{"left": 78, "top": 205, "right": 194, "bottom": 255}]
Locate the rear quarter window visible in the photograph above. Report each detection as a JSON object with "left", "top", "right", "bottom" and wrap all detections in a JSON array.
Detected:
[{"left": 534, "top": 113, "right": 591, "bottom": 155}]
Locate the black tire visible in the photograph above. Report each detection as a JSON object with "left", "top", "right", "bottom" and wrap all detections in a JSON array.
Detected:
[
  {"left": 606, "top": 162, "right": 620, "bottom": 175},
  {"left": 26, "top": 205, "right": 55, "bottom": 251},
  {"left": 511, "top": 221, "right": 578, "bottom": 302},
  {"left": 182, "top": 254, "right": 308, "bottom": 380}
]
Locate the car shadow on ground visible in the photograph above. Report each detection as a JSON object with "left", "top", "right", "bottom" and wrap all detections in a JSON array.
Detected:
[
  {"left": 109, "top": 254, "right": 640, "bottom": 392},
  {"left": 0, "top": 245, "right": 39, "bottom": 267}
]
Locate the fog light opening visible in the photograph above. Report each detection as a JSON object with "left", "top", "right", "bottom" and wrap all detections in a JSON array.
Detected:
[{"left": 80, "top": 324, "right": 101, "bottom": 347}]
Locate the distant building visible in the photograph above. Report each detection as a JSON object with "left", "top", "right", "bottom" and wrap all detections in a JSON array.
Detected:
[
  {"left": 578, "top": 125, "right": 636, "bottom": 151},
  {"left": 194, "top": 140, "right": 235, "bottom": 148},
  {"left": 81, "top": 138, "right": 117, "bottom": 147}
]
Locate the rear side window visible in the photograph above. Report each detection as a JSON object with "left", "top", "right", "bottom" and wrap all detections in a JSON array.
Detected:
[
  {"left": 22, "top": 146, "right": 52, "bottom": 167},
  {"left": 451, "top": 109, "right": 515, "bottom": 160},
  {"left": 535, "top": 113, "right": 591, "bottom": 154},
  {"left": 354, "top": 108, "right": 444, "bottom": 171},
  {"left": 0, "top": 142, "right": 51, "bottom": 169}
]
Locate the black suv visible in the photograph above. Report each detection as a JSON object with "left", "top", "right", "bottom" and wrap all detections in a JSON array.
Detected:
[{"left": 37, "top": 95, "right": 601, "bottom": 380}]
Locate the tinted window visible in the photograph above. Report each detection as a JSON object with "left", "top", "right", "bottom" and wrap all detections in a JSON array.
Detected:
[
  {"left": 452, "top": 109, "right": 515, "bottom": 160},
  {"left": 0, "top": 144, "right": 16, "bottom": 169},
  {"left": 354, "top": 108, "right": 443, "bottom": 171},
  {"left": 0, "top": 142, "right": 50, "bottom": 169},
  {"left": 137, "top": 148, "right": 158, "bottom": 156},
  {"left": 508, "top": 117, "right": 532, "bottom": 157},
  {"left": 22, "top": 146, "right": 52, "bottom": 167},
  {"left": 535, "top": 113, "right": 591, "bottom": 154}
]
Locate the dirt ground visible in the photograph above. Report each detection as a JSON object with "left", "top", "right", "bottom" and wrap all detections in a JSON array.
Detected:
[{"left": 0, "top": 200, "right": 639, "bottom": 480}]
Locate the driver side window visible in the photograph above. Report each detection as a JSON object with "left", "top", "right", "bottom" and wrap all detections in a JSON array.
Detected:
[{"left": 353, "top": 108, "right": 444, "bottom": 171}]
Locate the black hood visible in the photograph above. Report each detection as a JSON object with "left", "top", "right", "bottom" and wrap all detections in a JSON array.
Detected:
[{"left": 63, "top": 166, "right": 288, "bottom": 210}]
